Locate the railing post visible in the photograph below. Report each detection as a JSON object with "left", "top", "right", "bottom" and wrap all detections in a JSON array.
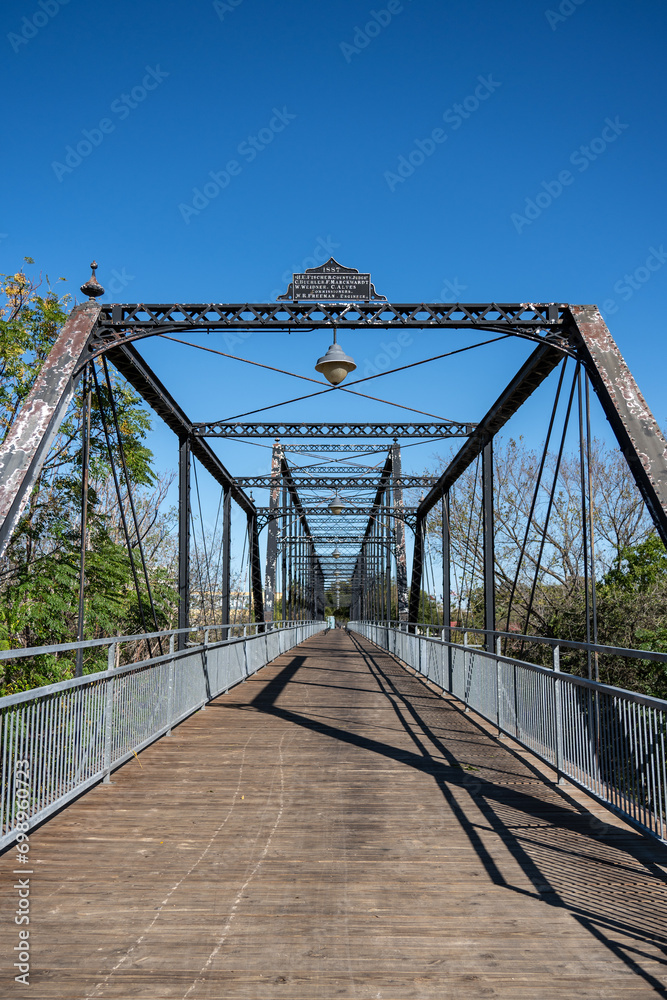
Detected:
[
  {"left": 166, "top": 634, "right": 175, "bottom": 735},
  {"left": 103, "top": 643, "right": 116, "bottom": 783},
  {"left": 201, "top": 629, "right": 210, "bottom": 708},
  {"left": 553, "top": 645, "right": 565, "bottom": 785},
  {"left": 463, "top": 631, "right": 470, "bottom": 712},
  {"left": 496, "top": 636, "right": 502, "bottom": 736}
]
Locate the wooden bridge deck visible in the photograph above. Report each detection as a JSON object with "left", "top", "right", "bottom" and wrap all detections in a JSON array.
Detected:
[{"left": 2, "top": 629, "right": 667, "bottom": 999}]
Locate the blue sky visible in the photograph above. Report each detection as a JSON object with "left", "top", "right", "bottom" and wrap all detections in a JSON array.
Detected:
[{"left": 3, "top": 0, "right": 667, "bottom": 563}]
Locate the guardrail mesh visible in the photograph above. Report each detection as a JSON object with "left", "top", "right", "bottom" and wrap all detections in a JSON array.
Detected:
[
  {"left": 0, "top": 622, "right": 326, "bottom": 850},
  {"left": 348, "top": 622, "right": 667, "bottom": 844}
]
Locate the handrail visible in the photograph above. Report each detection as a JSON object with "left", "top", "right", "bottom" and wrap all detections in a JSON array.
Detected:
[
  {"left": 0, "top": 621, "right": 326, "bottom": 850},
  {"left": 355, "top": 619, "right": 667, "bottom": 665},
  {"left": 348, "top": 621, "right": 667, "bottom": 843},
  {"left": 0, "top": 619, "right": 316, "bottom": 663}
]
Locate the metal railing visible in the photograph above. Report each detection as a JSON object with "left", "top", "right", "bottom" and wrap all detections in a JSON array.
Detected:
[
  {"left": 348, "top": 621, "right": 667, "bottom": 844},
  {"left": 0, "top": 620, "right": 325, "bottom": 851}
]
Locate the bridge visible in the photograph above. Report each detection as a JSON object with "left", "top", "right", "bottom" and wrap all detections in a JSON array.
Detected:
[{"left": 0, "top": 261, "right": 666, "bottom": 997}]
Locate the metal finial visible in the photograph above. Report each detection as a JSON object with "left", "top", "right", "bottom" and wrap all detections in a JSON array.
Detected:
[{"left": 80, "top": 260, "right": 104, "bottom": 301}]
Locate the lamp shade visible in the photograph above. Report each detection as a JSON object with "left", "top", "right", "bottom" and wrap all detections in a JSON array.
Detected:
[
  {"left": 315, "top": 341, "right": 356, "bottom": 385},
  {"left": 329, "top": 493, "right": 344, "bottom": 515}
]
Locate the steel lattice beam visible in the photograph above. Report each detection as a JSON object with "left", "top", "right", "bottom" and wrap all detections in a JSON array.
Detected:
[
  {"left": 194, "top": 421, "right": 473, "bottom": 439},
  {"left": 283, "top": 445, "right": 396, "bottom": 453},
  {"left": 236, "top": 475, "right": 437, "bottom": 489},
  {"left": 93, "top": 302, "right": 566, "bottom": 346}
]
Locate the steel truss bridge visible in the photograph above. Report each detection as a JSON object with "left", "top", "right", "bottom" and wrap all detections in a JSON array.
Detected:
[
  {"left": 1, "top": 284, "right": 666, "bottom": 634},
  {"left": 1, "top": 270, "right": 667, "bottom": 992}
]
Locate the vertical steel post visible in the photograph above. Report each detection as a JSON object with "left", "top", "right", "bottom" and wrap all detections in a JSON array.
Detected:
[
  {"left": 482, "top": 440, "right": 496, "bottom": 653},
  {"left": 386, "top": 513, "right": 392, "bottom": 621},
  {"left": 553, "top": 645, "right": 565, "bottom": 784},
  {"left": 392, "top": 442, "right": 409, "bottom": 620},
  {"left": 281, "top": 492, "right": 287, "bottom": 621},
  {"left": 408, "top": 515, "right": 424, "bottom": 629},
  {"left": 248, "top": 512, "right": 265, "bottom": 627},
  {"left": 103, "top": 640, "right": 116, "bottom": 783},
  {"left": 264, "top": 439, "right": 281, "bottom": 622},
  {"left": 221, "top": 488, "right": 231, "bottom": 639},
  {"left": 166, "top": 633, "right": 175, "bottom": 735},
  {"left": 75, "top": 365, "right": 92, "bottom": 678},
  {"left": 178, "top": 436, "right": 191, "bottom": 651},
  {"left": 287, "top": 502, "right": 292, "bottom": 621},
  {"left": 442, "top": 493, "right": 451, "bottom": 639}
]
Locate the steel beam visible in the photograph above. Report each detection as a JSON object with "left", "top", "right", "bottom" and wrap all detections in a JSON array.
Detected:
[
  {"left": 178, "top": 436, "right": 191, "bottom": 647},
  {"left": 236, "top": 475, "right": 438, "bottom": 489},
  {"left": 221, "top": 488, "right": 231, "bottom": 638},
  {"left": 442, "top": 493, "right": 451, "bottom": 636},
  {"left": 0, "top": 302, "right": 100, "bottom": 560},
  {"left": 392, "top": 442, "right": 409, "bottom": 621},
  {"left": 264, "top": 440, "right": 282, "bottom": 622},
  {"left": 194, "top": 421, "right": 473, "bottom": 439},
  {"left": 408, "top": 516, "right": 425, "bottom": 627},
  {"left": 94, "top": 301, "right": 565, "bottom": 340},
  {"left": 568, "top": 305, "right": 667, "bottom": 547},
  {"left": 248, "top": 513, "right": 265, "bottom": 626},
  {"left": 283, "top": 445, "right": 397, "bottom": 453},
  {"left": 482, "top": 441, "right": 495, "bottom": 651}
]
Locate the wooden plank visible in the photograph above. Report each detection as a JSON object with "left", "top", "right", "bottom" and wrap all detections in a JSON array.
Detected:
[{"left": 1, "top": 629, "right": 666, "bottom": 999}]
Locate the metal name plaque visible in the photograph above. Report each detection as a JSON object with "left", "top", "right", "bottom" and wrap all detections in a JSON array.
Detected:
[{"left": 278, "top": 258, "right": 386, "bottom": 302}]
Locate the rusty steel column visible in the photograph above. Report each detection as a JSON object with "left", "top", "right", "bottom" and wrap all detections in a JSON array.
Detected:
[
  {"left": 264, "top": 439, "right": 282, "bottom": 622},
  {"left": 0, "top": 301, "right": 100, "bottom": 560},
  {"left": 392, "top": 442, "right": 409, "bottom": 620},
  {"left": 568, "top": 305, "right": 667, "bottom": 548}
]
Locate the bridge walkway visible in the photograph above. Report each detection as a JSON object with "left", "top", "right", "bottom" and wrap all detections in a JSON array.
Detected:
[{"left": 2, "top": 629, "right": 666, "bottom": 999}]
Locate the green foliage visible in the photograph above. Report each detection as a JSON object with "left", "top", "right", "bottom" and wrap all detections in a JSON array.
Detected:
[
  {"left": 0, "top": 262, "right": 177, "bottom": 695},
  {"left": 531, "top": 535, "right": 667, "bottom": 697},
  {"left": 601, "top": 534, "right": 667, "bottom": 593},
  {"left": 0, "top": 260, "right": 71, "bottom": 444}
]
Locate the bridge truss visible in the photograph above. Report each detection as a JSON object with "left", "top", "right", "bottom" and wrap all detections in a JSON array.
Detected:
[{"left": 1, "top": 269, "right": 667, "bottom": 671}]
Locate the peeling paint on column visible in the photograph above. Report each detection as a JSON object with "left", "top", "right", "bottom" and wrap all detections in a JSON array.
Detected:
[
  {"left": 0, "top": 302, "right": 100, "bottom": 559},
  {"left": 569, "top": 304, "right": 667, "bottom": 546}
]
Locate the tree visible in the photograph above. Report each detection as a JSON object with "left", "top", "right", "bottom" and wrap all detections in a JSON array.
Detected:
[
  {"left": 424, "top": 436, "right": 653, "bottom": 636},
  {"left": 421, "top": 435, "right": 667, "bottom": 695},
  {"left": 0, "top": 262, "right": 178, "bottom": 692}
]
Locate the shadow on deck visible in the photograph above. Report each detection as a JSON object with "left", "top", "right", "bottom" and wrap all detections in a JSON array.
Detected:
[{"left": 2, "top": 629, "right": 666, "bottom": 999}]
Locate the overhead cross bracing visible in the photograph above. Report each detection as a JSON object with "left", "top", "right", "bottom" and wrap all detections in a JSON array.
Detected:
[
  {"left": 236, "top": 476, "right": 437, "bottom": 489},
  {"left": 193, "top": 421, "right": 473, "bottom": 438}
]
